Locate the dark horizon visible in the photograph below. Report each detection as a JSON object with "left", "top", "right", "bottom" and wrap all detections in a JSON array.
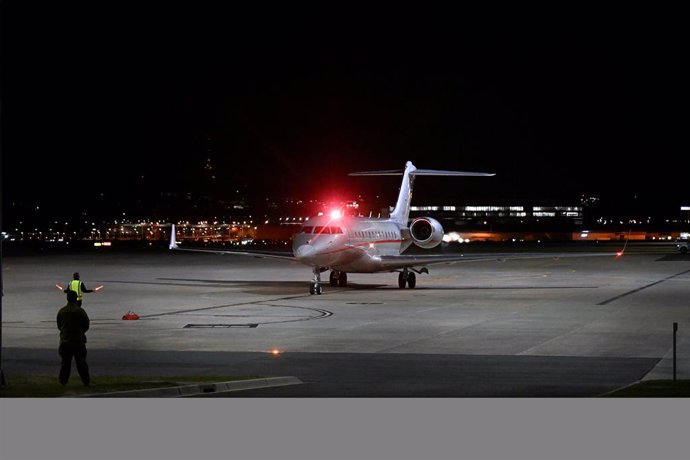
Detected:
[{"left": 2, "top": 5, "right": 688, "bottom": 223}]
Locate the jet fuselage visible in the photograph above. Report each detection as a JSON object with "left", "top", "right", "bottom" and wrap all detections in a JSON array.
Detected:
[{"left": 292, "top": 215, "right": 412, "bottom": 272}]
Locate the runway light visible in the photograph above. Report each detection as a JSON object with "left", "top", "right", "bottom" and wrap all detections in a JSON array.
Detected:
[{"left": 330, "top": 209, "right": 343, "bottom": 219}]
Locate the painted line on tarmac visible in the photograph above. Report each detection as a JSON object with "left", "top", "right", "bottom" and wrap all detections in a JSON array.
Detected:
[
  {"left": 79, "top": 376, "right": 304, "bottom": 398},
  {"left": 597, "top": 268, "right": 690, "bottom": 305}
]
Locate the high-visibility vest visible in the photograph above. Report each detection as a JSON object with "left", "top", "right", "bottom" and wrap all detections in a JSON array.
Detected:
[{"left": 69, "top": 280, "right": 83, "bottom": 301}]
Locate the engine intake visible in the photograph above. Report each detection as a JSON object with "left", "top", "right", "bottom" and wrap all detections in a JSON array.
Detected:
[{"left": 409, "top": 217, "right": 444, "bottom": 249}]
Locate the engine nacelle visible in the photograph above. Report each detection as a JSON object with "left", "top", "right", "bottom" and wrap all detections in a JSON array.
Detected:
[{"left": 409, "top": 217, "right": 444, "bottom": 249}]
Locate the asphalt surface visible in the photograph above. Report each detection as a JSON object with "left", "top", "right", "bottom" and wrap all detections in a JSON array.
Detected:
[{"left": 2, "top": 242, "right": 688, "bottom": 397}]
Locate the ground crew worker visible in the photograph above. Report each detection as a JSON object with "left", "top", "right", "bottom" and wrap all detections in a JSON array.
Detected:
[
  {"left": 64, "top": 272, "right": 93, "bottom": 307},
  {"left": 57, "top": 290, "right": 91, "bottom": 386}
]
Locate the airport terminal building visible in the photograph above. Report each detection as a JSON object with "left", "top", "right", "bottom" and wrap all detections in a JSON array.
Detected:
[{"left": 5, "top": 196, "right": 688, "bottom": 245}]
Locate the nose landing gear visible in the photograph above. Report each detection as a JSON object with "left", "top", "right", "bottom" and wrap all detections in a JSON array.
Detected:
[
  {"left": 309, "top": 282, "right": 322, "bottom": 295},
  {"left": 310, "top": 267, "right": 323, "bottom": 295}
]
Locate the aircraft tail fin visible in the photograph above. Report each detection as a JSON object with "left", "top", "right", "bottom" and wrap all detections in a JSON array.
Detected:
[{"left": 350, "top": 161, "right": 494, "bottom": 226}]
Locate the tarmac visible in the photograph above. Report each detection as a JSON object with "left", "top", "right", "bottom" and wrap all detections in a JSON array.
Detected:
[
  {"left": 1, "top": 242, "right": 689, "bottom": 396},
  {"left": 80, "top": 376, "right": 303, "bottom": 398}
]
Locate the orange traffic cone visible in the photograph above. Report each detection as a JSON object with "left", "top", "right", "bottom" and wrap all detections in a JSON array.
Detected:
[{"left": 122, "top": 311, "right": 140, "bottom": 320}]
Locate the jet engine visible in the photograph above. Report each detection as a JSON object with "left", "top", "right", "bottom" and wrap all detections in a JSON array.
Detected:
[{"left": 409, "top": 217, "right": 444, "bottom": 249}]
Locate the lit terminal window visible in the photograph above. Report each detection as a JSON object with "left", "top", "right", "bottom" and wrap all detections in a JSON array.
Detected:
[{"left": 463, "top": 206, "right": 524, "bottom": 212}]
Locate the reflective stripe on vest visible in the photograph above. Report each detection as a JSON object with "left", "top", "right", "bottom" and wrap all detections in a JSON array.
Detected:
[{"left": 69, "top": 280, "right": 83, "bottom": 301}]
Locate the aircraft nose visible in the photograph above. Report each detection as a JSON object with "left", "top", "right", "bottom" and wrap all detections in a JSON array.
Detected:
[{"left": 295, "top": 244, "right": 315, "bottom": 260}]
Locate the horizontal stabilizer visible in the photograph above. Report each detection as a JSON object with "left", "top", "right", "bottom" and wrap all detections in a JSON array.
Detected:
[{"left": 349, "top": 169, "right": 494, "bottom": 177}]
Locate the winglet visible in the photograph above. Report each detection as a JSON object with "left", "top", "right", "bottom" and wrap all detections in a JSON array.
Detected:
[{"left": 169, "top": 224, "right": 178, "bottom": 250}]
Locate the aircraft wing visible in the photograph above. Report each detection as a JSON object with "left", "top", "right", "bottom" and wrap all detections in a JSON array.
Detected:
[
  {"left": 170, "top": 246, "right": 295, "bottom": 261},
  {"left": 168, "top": 224, "right": 295, "bottom": 261},
  {"left": 376, "top": 251, "right": 621, "bottom": 271}
]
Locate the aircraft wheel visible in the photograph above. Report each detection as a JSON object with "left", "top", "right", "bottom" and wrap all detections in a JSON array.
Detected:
[
  {"left": 309, "top": 283, "right": 316, "bottom": 295},
  {"left": 329, "top": 271, "right": 338, "bottom": 287},
  {"left": 398, "top": 272, "right": 406, "bottom": 288},
  {"left": 681, "top": 247, "right": 688, "bottom": 254},
  {"left": 338, "top": 272, "right": 348, "bottom": 287},
  {"left": 407, "top": 272, "right": 416, "bottom": 289},
  {"left": 316, "top": 284, "right": 323, "bottom": 295}
]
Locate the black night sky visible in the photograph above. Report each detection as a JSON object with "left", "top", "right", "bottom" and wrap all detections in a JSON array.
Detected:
[{"left": 1, "top": 5, "right": 688, "bottom": 223}]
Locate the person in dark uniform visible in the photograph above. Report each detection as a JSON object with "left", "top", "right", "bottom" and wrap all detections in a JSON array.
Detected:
[
  {"left": 63, "top": 272, "right": 94, "bottom": 307},
  {"left": 57, "top": 290, "right": 91, "bottom": 386}
]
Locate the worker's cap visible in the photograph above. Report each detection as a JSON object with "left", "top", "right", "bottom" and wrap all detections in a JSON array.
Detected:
[{"left": 73, "top": 272, "right": 80, "bottom": 279}]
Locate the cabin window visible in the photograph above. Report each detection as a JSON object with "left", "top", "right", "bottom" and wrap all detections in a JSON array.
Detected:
[{"left": 330, "top": 226, "right": 343, "bottom": 234}]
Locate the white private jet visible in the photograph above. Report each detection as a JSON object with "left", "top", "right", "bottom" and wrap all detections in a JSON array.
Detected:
[{"left": 170, "top": 161, "right": 620, "bottom": 294}]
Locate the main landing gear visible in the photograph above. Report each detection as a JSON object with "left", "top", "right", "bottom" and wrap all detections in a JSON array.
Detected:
[
  {"left": 398, "top": 271, "right": 416, "bottom": 288},
  {"left": 329, "top": 270, "right": 348, "bottom": 287},
  {"left": 398, "top": 268, "right": 417, "bottom": 289},
  {"left": 311, "top": 268, "right": 424, "bottom": 294}
]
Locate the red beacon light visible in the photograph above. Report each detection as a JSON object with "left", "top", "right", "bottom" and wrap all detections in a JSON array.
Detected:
[{"left": 330, "top": 209, "right": 343, "bottom": 219}]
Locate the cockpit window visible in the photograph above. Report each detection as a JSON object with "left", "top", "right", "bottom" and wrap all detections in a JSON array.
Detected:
[{"left": 301, "top": 225, "right": 343, "bottom": 235}]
